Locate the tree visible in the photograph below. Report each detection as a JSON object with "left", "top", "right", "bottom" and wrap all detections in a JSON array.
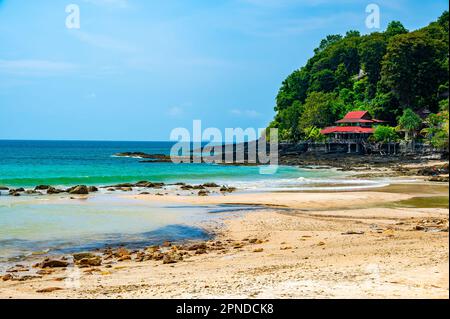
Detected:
[
  {"left": 314, "top": 34, "right": 343, "bottom": 54},
  {"left": 275, "top": 68, "right": 309, "bottom": 111},
  {"left": 397, "top": 109, "right": 422, "bottom": 141},
  {"left": 267, "top": 12, "right": 449, "bottom": 145},
  {"left": 359, "top": 33, "right": 387, "bottom": 98},
  {"left": 385, "top": 21, "right": 408, "bottom": 38},
  {"left": 373, "top": 126, "right": 399, "bottom": 143},
  {"left": 303, "top": 126, "right": 326, "bottom": 142},
  {"left": 380, "top": 30, "right": 447, "bottom": 110},
  {"left": 298, "top": 92, "right": 337, "bottom": 133},
  {"left": 421, "top": 111, "right": 449, "bottom": 149},
  {"left": 309, "top": 69, "right": 336, "bottom": 92}
]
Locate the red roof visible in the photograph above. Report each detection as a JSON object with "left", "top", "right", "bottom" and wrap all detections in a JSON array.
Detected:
[
  {"left": 335, "top": 111, "right": 385, "bottom": 124},
  {"left": 336, "top": 118, "right": 373, "bottom": 123},
  {"left": 321, "top": 126, "right": 375, "bottom": 134},
  {"left": 343, "top": 111, "right": 370, "bottom": 119}
]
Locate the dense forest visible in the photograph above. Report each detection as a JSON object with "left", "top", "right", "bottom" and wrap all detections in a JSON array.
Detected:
[{"left": 268, "top": 11, "right": 449, "bottom": 148}]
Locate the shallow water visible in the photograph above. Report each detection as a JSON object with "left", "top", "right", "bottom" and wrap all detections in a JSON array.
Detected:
[
  {"left": 0, "top": 194, "right": 221, "bottom": 262},
  {"left": 387, "top": 196, "right": 449, "bottom": 209},
  {"left": 0, "top": 140, "right": 397, "bottom": 265}
]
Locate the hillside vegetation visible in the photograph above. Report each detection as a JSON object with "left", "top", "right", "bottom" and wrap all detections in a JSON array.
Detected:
[{"left": 268, "top": 11, "right": 449, "bottom": 148}]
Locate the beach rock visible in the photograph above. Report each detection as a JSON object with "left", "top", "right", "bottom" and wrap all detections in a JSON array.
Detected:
[
  {"left": 150, "top": 252, "right": 164, "bottom": 261},
  {"left": 6, "top": 265, "right": 29, "bottom": 273},
  {"left": 429, "top": 176, "right": 449, "bottom": 183},
  {"left": 195, "top": 248, "right": 207, "bottom": 255},
  {"left": 192, "top": 185, "right": 205, "bottom": 190},
  {"left": 88, "top": 186, "right": 99, "bottom": 192},
  {"left": 35, "top": 185, "right": 51, "bottom": 190},
  {"left": 47, "top": 187, "right": 64, "bottom": 194},
  {"left": 24, "top": 189, "right": 41, "bottom": 195},
  {"left": 36, "top": 287, "right": 63, "bottom": 293},
  {"left": 38, "top": 259, "right": 69, "bottom": 268},
  {"left": 181, "top": 185, "right": 193, "bottom": 190},
  {"left": 2, "top": 274, "right": 13, "bottom": 281},
  {"left": 68, "top": 185, "right": 89, "bottom": 195},
  {"left": 202, "top": 183, "right": 219, "bottom": 188},
  {"left": 341, "top": 231, "right": 365, "bottom": 235},
  {"left": 0, "top": 186, "right": 9, "bottom": 190},
  {"left": 109, "top": 183, "right": 134, "bottom": 188},
  {"left": 187, "top": 243, "right": 207, "bottom": 251},
  {"left": 163, "top": 253, "right": 183, "bottom": 264},
  {"left": 120, "top": 187, "right": 133, "bottom": 192},
  {"left": 118, "top": 255, "right": 131, "bottom": 262},
  {"left": 36, "top": 269, "right": 54, "bottom": 275},
  {"left": 9, "top": 188, "right": 25, "bottom": 195},
  {"left": 146, "top": 246, "right": 160, "bottom": 253},
  {"left": 77, "top": 256, "right": 102, "bottom": 267},
  {"left": 17, "top": 275, "right": 42, "bottom": 281},
  {"left": 198, "top": 190, "right": 209, "bottom": 196},
  {"left": 73, "top": 252, "right": 97, "bottom": 261},
  {"left": 161, "top": 241, "right": 172, "bottom": 247},
  {"left": 253, "top": 248, "right": 264, "bottom": 253},
  {"left": 220, "top": 186, "right": 236, "bottom": 193},
  {"left": 107, "top": 188, "right": 116, "bottom": 192},
  {"left": 135, "top": 181, "right": 165, "bottom": 188},
  {"left": 114, "top": 248, "right": 130, "bottom": 258}
]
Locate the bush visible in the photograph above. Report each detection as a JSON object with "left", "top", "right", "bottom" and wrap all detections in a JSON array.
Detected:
[{"left": 373, "top": 126, "right": 399, "bottom": 143}]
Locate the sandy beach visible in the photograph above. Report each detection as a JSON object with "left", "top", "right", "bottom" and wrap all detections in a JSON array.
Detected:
[{"left": 0, "top": 174, "right": 448, "bottom": 299}]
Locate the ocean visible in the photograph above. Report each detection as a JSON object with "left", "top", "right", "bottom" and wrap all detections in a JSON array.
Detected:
[{"left": 0, "top": 140, "right": 386, "bottom": 264}]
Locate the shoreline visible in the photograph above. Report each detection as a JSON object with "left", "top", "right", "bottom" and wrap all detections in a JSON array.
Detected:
[
  {"left": 0, "top": 180, "right": 448, "bottom": 299},
  {"left": 0, "top": 159, "right": 448, "bottom": 299}
]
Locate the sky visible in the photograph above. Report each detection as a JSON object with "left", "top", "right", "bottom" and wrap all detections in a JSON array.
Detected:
[{"left": 0, "top": 0, "right": 448, "bottom": 141}]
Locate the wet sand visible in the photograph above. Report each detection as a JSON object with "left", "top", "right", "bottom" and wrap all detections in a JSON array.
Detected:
[{"left": 0, "top": 180, "right": 448, "bottom": 299}]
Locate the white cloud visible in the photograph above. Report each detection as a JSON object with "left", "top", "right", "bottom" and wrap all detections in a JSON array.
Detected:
[
  {"left": 230, "top": 109, "right": 262, "bottom": 118},
  {"left": 0, "top": 59, "right": 78, "bottom": 75}
]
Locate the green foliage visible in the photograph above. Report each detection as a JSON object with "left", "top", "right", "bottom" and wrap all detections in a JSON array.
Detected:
[
  {"left": 380, "top": 29, "right": 447, "bottom": 110},
  {"left": 298, "top": 92, "right": 337, "bottom": 132},
  {"left": 373, "top": 126, "right": 399, "bottom": 143},
  {"left": 303, "top": 126, "right": 326, "bottom": 142},
  {"left": 421, "top": 111, "right": 449, "bottom": 149},
  {"left": 269, "top": 12, "right": 449, "bottom": 143},
  {"left": 385, "top": 21, "right": 408, "bottom": 38},
  {"left": 397, "top": 108, "right": 422, "bottom": 140}
]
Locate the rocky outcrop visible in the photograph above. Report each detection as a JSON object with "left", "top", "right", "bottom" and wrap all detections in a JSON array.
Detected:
[
  {"left": 67, "top": 185, "right": 89, "bottom": 195},
  {"left": 47, "top": 187, "right": 64, "bottom": 194},
  {"left": 220, "top": 186, "right": 237, "bottom": 193},
  {"left": 198, "top": 190, "right": 209, "bottom": 196},
  {"left": 36, "top": 259, "right": 69, "bottom": 268},
  {"left": 418, "top": 163, "right": 449, "bottom": 176},
  {"left": 88, "top": 186, "right": 99, "bottom": 192},
  {"left": 9, "top": 188, "right": 24, "bottom": 196},
  {"left": 35, "top": 185, "right": 51, "bottom": 190},
  {"left": 202, "top": 183, "right": 220, "bottom": 188},
  {"left": 115, "top": 152, "right": 172, "bottom": 163}
]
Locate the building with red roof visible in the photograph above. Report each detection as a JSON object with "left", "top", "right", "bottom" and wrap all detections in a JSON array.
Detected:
[{"left": 321, "top": 111, "right": 385, "bottom": 141}]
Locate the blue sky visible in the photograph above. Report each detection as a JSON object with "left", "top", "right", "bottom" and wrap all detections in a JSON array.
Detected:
[{"left": 0, "top": 0, "right": 448, "bottom": 141}]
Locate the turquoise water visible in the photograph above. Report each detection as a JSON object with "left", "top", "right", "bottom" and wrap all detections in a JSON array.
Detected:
[
  {"left": 0, "top": 140, "right": 316, "bottom": 187},
  {"left": 0, "top": 140, "right": 382, "bottom": 264}
]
